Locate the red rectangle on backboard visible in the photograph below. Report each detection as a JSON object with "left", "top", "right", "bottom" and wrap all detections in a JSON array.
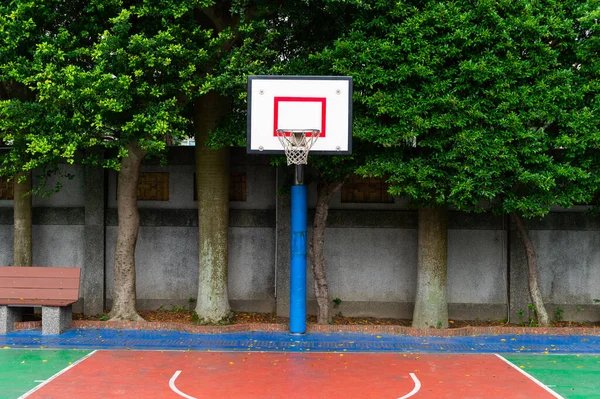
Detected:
[{"left": 274, "top": 97, "right": 326, "bottom": 137}]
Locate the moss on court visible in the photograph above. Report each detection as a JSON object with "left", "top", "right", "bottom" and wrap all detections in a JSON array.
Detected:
[{"left": 0, "top": 348, "right": 91, "bottom": 399}]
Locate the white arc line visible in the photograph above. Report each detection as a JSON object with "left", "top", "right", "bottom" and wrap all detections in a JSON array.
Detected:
[
  {"left": 170, "top": 370, "right": 197, "bottom": 399},
  {"left": 494, "top": 354, "right": 565, "bottom": 399},
  {"left": 398, "top": 373, "right": 421, "bottom": 399},
  {"left": 18, "top": 350, "right": 98, "bottom": 399}
]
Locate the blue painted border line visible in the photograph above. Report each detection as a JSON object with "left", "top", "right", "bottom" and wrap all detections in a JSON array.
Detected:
[{"left": 2, "top": 329, "right": 600, "bottom": 353}]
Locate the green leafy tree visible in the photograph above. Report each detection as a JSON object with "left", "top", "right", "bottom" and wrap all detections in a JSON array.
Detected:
[
  {"left": 319, "top": 0, "right": 599, "bottom": 327},
  {"left": 0, "top": 0, "right": 230, "bottom": 321},
  {"left": 0, "top": 2, "right": 33, "bottom": 267},
  {"left": 0, "top": 1, "right": 95, "bottom": 266},
  {"left": 489, "top": 1, "right": 600, "bottom": 326}
]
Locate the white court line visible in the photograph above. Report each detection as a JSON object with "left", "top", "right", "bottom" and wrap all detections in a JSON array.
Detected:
[
  {"left": 494, "top": 354, "right": 565, "bottom": 399},
  {"left": 170, "top": 371, "right": 197, "bottom": 399},
  {"left": 168, "top": 369, "right": 419, "bottom": 399},
  {"left": 398, "top": 373, "right": 421, "bottom": 399},
  {"left": 18, "top": 350, "right": 98, "bottom": 399}
]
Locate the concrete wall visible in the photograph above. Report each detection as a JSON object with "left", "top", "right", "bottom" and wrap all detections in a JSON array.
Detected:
[
  {"left": 276, "top": 201, "right": 508, "bottom": 320},
  {"left": 0, "top": 146, "right": 599, "bottom": 322},
  {"left": 311, "top": 227, "right": 418, "bottom": 318},
  {"left": 510, "top": 214, "right": 600, "bottom": 322},
  {"left": 105, "top": 225, "right": 200, "bottom": 310}
]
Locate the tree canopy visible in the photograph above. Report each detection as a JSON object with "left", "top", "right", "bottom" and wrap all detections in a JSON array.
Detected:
[
  {"left": 309, "top": 0, "right": 600, "bottom": 327},
  {"left": 0, "top": 0, "right": 230, "bottom": 174},
  {"left": 313, "top": 0, "right": 600, "bottom": 215}
]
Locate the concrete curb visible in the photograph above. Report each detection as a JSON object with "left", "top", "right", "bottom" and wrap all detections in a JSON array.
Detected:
[{"left": 12, "top": 320, "right": 600, "bottom": 336}]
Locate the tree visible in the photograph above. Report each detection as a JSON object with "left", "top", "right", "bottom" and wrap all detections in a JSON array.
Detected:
[
  {"left": 319, "top": 0, "right": 598, "bottom": 327},
  {"left": 495, "top": 0, "right": 600, "bottom": 325},
  {"left": 194, "top": 90, "right": 233, "bottom": 322},
  {"left": 1, "top": 4, "right": 30, "bottom": 267},
  {"left": 1, "top": 0, "right": 224, "bottom": 321},
  {"left": 0, "top": 0, "right": 87, "bottom": 267},
  {"left": 191, "top": 4, "right": 238, "bottom": 323}
]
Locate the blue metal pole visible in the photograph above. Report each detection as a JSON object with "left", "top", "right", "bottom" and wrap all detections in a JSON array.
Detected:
[{"left": 290, "top": 167, "right": 307, "bottom": 334}]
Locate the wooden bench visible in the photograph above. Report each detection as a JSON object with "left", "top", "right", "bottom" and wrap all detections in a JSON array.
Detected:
[{"left": 0, "top": 266, "right": 81, "bottom": 335}]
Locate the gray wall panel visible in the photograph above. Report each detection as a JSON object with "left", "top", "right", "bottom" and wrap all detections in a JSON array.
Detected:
[
  {"left": 533, "top": 230, "right": 600, "bottom": 304},
  {"left": 228, "top": 227, "right": 275, "bottom": 303},
  {"left": 308, "top": 228, "right": 418, "bottom": 303},
  {"left": 105, "top": 226, "right": 199, "bottom": 304},
  {"left": 32, "top": 225, "right": 84, "bottom": 267},
  {"left": 0, "top": 226, "right": 13, "bottom": 265},
  {"left": 448, "top": 230, "right": 507, "bottom": 304},
  {"left": 105, "top": 225, "right": 276, "bottom": 311}
]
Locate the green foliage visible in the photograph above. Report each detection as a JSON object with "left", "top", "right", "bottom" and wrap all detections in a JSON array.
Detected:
[
  {"left": 555, "top": 307, "right": 564, "bottom": 322},
  {"left": 517, "top": 306, "right": 539, "bottom": 327},
  {"left": 0, "top": 0, "right": 229, "bottom": 182},
  {"left": 314, "top": 0, "right": 600, "bottom": 215},
  {"left": 208, "top": 0, "right": 358, "bottom": 150},
  {"left": 3, "top": 0, "right": 598, "bottom": 217},
  {"left": 171, "top": 305, "right": 187, "bottom": 313},
  {"left": 205, "top": 1, "right": 369, "bottom": 186},
  {"left": 527, "top": 303, "right": 538, "bottom": 327}
]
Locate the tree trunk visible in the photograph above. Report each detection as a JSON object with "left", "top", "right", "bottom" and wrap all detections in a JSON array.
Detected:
[
  {"left": 511, "top": 213, "right": 550, "bottom": 326},
  {"left": 13, "top": 171, "right": 32, "bottom": 266},
  {"left": 309, "top": 180, "right": 343, "bottom": 325},
  {"left": 194, "top": 92, "right": 231, "bottom": 323},
  {"left": 412, "top": 206, "right": 449, "bottom": 329},
  {"left": 109, "top": 140, "right": 146, "bottom": 321}
]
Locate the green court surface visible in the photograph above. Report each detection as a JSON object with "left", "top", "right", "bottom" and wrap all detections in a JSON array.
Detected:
[
  {"left": 504, "top": 354, "right": 600, "bottom": 399},
  {"left": 0, "top": 348, "right": 91, "bottom": 399}
]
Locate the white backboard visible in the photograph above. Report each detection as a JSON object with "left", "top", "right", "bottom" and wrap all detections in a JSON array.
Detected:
[{"left": 247, "top": 76, "right": 352, "bottom": 155}]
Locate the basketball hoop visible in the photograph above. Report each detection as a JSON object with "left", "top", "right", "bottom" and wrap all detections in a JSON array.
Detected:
[
  {"left": 247, "top": 76, "right": 353, "bottom": 335},
  {"left": 276, "top": 129, "right": 320, "bottom": 165}
]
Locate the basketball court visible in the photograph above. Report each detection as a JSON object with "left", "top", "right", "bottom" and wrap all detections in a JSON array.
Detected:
[
  {"left": 3, "top": 348, "right": 599, "bottom": 398},
  {"left": 2, "top": 76, "right": 599, "bottom": 398}
]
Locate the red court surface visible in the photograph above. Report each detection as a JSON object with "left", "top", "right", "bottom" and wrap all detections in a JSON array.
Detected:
[{"left": 27, "top": 351, "right": 560, "bottom": 398}]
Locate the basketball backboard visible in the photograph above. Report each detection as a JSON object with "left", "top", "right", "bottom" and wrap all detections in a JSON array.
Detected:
[{"left": 247, "top": 76, "right": 352, "bottom": 155}]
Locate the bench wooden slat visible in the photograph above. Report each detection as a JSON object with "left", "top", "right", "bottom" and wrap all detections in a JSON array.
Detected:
[
  {"left": 0, "top": 266, "right": 81, "bottom": 309},
  {"left": 0, "top": 288, "right": 79, "bottom": 301},
  {"left": 0, "top": 298, "right": 74, "bottom": 306},
  {"left": 0, "top": 267, "right": 80, "bottom": 279},
  {"left": 1, "top": 277, "right": 80, "bottom": 290}
]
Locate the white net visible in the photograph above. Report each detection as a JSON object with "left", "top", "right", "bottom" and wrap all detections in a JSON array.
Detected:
[{"left": 275, "top": 129, "right": 320, "bottom": 165}]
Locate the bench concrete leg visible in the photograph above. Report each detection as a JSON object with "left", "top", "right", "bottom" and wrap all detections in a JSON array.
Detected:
[
  {"left": 42, "top": 306, "right": 72, "bottom": 335},
  {"left": 0, "top": 306, "right": 23, "bottom": 334}
]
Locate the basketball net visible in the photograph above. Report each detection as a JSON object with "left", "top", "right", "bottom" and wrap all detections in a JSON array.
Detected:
[{"left": 275, "top": 129, "right": 320, "bottom": 165}]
